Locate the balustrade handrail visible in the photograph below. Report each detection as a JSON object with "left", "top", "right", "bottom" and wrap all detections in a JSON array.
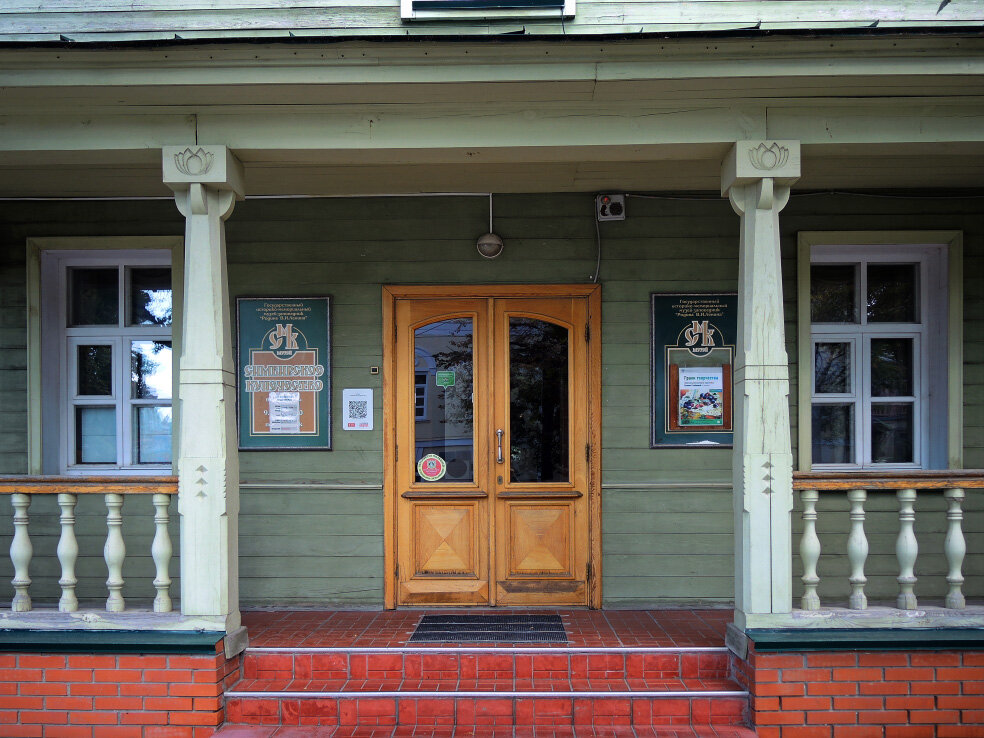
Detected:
[
  {"left": 0, "top": 475, "right": 177, "bottom": 495},
  {"left": 793, "top": 469, "right": 984, "bottom": 490},
  {"left": 3, "top": 475, "right": 176, "bottom": 616},
  {"left": 793, "top": 468, "right": 981, "bottom": 614}
]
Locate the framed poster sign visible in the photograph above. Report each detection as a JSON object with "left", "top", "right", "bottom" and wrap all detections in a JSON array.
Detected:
[
  {"left": 237, "top": 297, "right": 331, "bottom": 450},
  {"left": 651, "top": 293, "right": 737, "bottom": 448}
]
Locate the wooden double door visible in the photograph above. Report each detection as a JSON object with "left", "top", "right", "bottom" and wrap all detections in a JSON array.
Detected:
[{"left": 384, "top": 286, "right": 600, "bottom": 608}]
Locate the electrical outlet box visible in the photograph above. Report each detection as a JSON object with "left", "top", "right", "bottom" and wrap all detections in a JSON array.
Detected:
[{"left": 596, "top": 194, "right": 625, "bottom": 221}]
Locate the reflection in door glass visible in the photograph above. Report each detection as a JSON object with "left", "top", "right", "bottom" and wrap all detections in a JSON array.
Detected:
[
  {"left": 510, "top": 318, "right": 569, "bottom": 483},
  {"left": 414, "top": 319, "right": 474, "bottom": 483}
]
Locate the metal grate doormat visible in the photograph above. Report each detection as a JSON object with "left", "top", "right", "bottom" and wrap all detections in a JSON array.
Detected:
[{"left": 409, "top": 613, "right": 567, "bottom": 643}]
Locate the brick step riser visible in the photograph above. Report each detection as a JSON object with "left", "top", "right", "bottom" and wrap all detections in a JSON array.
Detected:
[
  {"left": 242, "top": 650, "right": 732, "bottom": 685},
  {"left": 225, "top": 694, "right": 749, "bottom": 728}
]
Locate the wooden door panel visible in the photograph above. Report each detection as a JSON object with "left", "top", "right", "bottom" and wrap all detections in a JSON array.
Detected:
[
  {"left": 394, "top": 298, "right": 490, "bottom": 606},
  {"left": 505, "top": 502, "right": 573, "bottom": 577},
  {"left": 413, "top": 502, "right": 479, "bottom": 577},
  {"left": 493, "top": 297, "right": 590, "bottom": 607}
]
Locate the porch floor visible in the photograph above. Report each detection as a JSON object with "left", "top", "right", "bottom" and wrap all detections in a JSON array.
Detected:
[{"left": 240, "top": 609, "right": 734, "bottom": 649}]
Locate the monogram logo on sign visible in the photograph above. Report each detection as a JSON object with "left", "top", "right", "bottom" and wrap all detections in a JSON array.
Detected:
[
  {"left": 269, "top": 324, "right": 299, "bottom": 352},
  {"left": 684, "top": 321, "right": 716, "bottom": 348}
]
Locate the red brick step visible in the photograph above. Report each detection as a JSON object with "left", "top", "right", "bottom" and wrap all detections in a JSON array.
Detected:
[{"left": 224, "top": 646, "right": 749, "bottom": 730}]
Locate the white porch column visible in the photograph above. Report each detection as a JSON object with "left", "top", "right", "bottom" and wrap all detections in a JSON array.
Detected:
[
  {"left": 163, "top": 146, "right": 245, "bottom": 632},
  {"left": 721, "top": 141, "right": 801, "bottom": 630}
]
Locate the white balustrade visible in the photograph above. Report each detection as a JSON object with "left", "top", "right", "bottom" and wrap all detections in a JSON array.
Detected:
[
  {"left": 152, "top": 493, "right": 173, "bottom": 613},
  {"left": 895, "top": 488, "right": 919, "bottom": 610},
  {"left": 3, "top": 479, "right": 175, "bottom": 615},
  {"left": 56, "top": 493, "right": 79, "bottom": 612},
  {"left": 846, "top": 488, "right": 869, "bottom": 610},
  {"left": 943, "top": 488, "right": 966, "bottom": 609},
  {"left": 10, "top": 493, "right": 32, "bottom": 612},
  {"left": 795, "top": 476, "right": 977, "bottom": 614},
  {"left": 104, "top": 493, "right": 127, "bottom": 613},
  {"left": 799, "top": 488, "right": 821, "bottom": 610}
]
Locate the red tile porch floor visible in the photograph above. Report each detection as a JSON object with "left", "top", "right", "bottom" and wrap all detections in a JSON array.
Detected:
[
  {"left": 216, "top": 610, "right": 755, "bottom": 736},
  {"left": 239, "top": 609, "right": 735, "bottom": 649}
]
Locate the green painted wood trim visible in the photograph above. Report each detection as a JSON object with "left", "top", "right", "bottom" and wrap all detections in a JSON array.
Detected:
[
  {"left": 795, "top": 230, "right": 964, "bottom": 471},
  {"left": 25, "top": 236, "right": 185, "bottom": 474},
  {"left": 0, "top": 629, "right": 221, "bottom": 653},
  {"left": 747, "top": 627, "right": 984, "bottom": 652}
]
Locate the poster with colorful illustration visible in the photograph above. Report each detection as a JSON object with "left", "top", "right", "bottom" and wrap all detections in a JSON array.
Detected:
[
  {"left": 678, "top": 368, "right": 725, "bottom": 426},
  {"left": 237, "top": 297, "right": 331, "bottom": 450}
]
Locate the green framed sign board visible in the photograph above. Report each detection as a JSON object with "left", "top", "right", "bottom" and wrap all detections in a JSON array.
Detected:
[
  {"left": 651, "top": 293, "right": 737, "bottom": 448},
  {"left": 237, "top": 297, "right": 331, "bottom": 450}
]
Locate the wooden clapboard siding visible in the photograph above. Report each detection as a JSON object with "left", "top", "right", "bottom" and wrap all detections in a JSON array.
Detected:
[
  {"left": 1, "top": 0, "right": 979, "bottom": 42},
  {"left": 0, "top": 192, "right": 980, "bottom": 608}
]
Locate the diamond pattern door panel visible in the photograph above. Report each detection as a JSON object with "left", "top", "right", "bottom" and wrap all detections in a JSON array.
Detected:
[
  {"left": 507, "top": 503, "right": 573, "bottom": 577},
  {"left": 413, "top": 503, "right": 476, "bottom": 576}
]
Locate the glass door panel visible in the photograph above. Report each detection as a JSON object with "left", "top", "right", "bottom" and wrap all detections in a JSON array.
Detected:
[
  {"left": 413, "top": 318, "right": 475, "bottom": 483},
  {"left": 508, "top": 318, "right": 569, "bottom": 483}
]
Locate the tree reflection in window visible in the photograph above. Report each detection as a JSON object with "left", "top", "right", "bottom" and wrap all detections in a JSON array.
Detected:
[{"left": 509, "top": 318, "right": 569, "bottom": 483}]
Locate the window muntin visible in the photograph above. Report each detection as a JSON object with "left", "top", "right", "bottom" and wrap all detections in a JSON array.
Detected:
[
  {"left": 51, "top": 252, "right": 173, "bottom": 472},
  {"left": 809, "top": 248, "right": 939, "bottom": 470}
]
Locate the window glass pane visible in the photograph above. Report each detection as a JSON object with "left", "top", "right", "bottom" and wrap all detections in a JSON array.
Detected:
[
  {"left": 867, "top": 263, "right": 918, "bottom": 323},
  {"left": 131, "top": 341, "right": 173, "bottom": 399},
  {"left": 134, "top": 406, "right": 172, "bottom": 464},
  {"left": 414, "top": 319, "right": 473, "bottom": 483},
  {"left": 509, "top": 318, "right": 569, "bottom": 483},
  {"left": 871, "top": 403, "right": 914, "bottom": 463},
  {"left": 871, "top": 338, "right": 913, "bottom": 397},
  {"left": 814, "top": 342, "right": 851, "bottom": 394},
  {"left": 128, "top": 268, "right": 172, "bottom": 326},
  {"left": 811, "top": 404, "right": 854, "bottom": 464},
  {"left": 77, "top": 345, "right": 113, "bottom": 396},
  {"left": 811, "top": 264, "right": 856, "bottom": 323},
  {"left": 69, "top": 268, "right": 118, "bottom": 326},
  {"left": 75, "top": 406, "right": 116, "bottom": 463}
]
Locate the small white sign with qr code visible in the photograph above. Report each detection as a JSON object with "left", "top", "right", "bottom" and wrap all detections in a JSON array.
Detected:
[{"left": 342, "top": 388, "right": 373, "bottom": 431}]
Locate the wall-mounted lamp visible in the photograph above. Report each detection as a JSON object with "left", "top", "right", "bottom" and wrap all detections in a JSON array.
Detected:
[{"left": 476, "top": 193, "right": 503, "bottom": 259}]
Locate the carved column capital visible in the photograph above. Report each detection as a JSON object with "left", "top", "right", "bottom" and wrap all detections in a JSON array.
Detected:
[
  {"left": 162, "top": 145, "right": 245, "bottom": 218},
  {"left": 721, "top": 140, "right": 801, "bottom": 214}
]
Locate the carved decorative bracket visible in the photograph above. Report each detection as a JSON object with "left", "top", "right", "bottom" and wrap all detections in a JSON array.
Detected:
[{"left": 721, "top": 140, "right": 801, "bottom": 213}]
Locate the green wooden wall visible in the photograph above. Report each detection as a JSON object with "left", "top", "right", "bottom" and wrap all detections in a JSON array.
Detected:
[{"left": 0, "top": 192, "right": 980, "bottom": 608}]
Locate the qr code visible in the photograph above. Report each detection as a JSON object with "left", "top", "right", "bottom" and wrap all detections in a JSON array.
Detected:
[{"left": 348, "top": 400, "right": 369, "bottom": 419}]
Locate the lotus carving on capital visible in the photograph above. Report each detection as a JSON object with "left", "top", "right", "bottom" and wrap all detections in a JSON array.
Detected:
[
  {"left": 173, "top": 147, "right": 214, "bottom": 176},
  {"left": 748, "top": 142, "right": 789, "bottom": 171}
]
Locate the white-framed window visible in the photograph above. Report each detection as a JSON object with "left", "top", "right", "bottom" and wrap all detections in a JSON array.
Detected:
[
  {"left": 803, "top": 241, "right": 952, "bottom": 470},
  {"left": 40, "top": 249, "right": 174, "bottom": 474},
  {"left": 401, "top": 0, "right": 574, "bottom": 21}
]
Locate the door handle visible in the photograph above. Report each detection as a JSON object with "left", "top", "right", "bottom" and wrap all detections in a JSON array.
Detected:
[{"left": 496, "top": 428, "right": 504, "bottom": 464}]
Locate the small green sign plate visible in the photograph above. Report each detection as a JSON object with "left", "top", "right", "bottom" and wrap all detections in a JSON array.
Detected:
[{"left": 435, "top": 370, "right": 455, "bottom": 388}]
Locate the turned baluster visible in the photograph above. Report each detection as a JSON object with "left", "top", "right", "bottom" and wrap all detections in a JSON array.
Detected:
[
  {"left": 10, "top": 493, "right": 33, "bottom": 612},
  {"left": 799, "top": 489, "right": 821, "bottom": 610},
  {"left": 151, "top": 493, "right": 173, "bottom": 613},
  {"left": 846, "top": 488, "right": 868, "bottom": 610},
  {"left": 896, "top": 488, "right": 919, "bottom": 610},
  {"left": 56, "top": 493, "right": 79, "bottom": 612},
  {"left": 104, "top": 493, "right": 126, "bottom": 613},
  {"left": 943, "top": 488, "right": 966, "bottom": 609}
]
